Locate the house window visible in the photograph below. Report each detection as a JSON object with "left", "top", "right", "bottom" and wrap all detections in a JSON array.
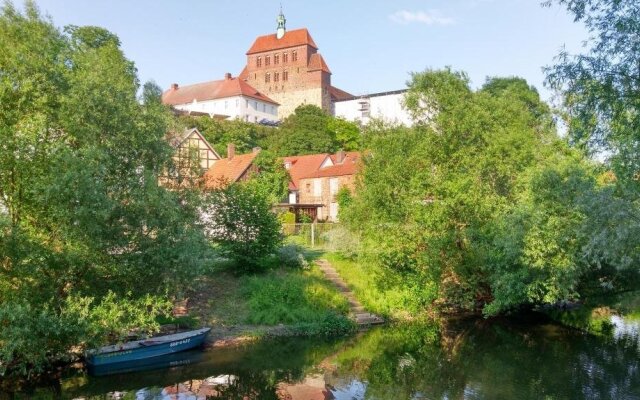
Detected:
[
  {"left": 263, "top": 103, "right": 266, "bottom": 112},
  {"left": 283, "top": 70, "right": 288, "bottom": 81},
  {"left": 265, "top": 73, "right": 270, "bottom": 83},
  {"left": 224, "top": 100, "right": 228, "bottom": 109},
  {"left": 235, "top": 99, "right": 239, "bottom": 107},
  {"left": 274, "top": 72, "right": 279, "bottom": 82},
  {"left": 246, "top": 99, "right": 249, "bottom": 108},
  {"left": 274, "top": 54, "right": 279, "bottom": 64},
  {"left": 265, "top": 55, "right": 270, "bottom": 66},
  {"left": 256, "top": 56, "right": 262, "bottom": 67},
  {"left": 283, "top": 52, "right": 288, "bottom": 63},
  {"left": 292, "top": 50, "right": 297, "bottom": 62}
]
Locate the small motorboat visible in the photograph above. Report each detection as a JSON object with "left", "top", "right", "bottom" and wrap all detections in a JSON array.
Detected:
[{"left": 86, "top": 327, "right": 211, "bottom": 368}]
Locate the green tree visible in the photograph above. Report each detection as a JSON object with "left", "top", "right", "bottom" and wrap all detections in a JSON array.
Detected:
[
  {"left": 244, "top": 150, "right": 289, "bottom": 204},
  {"left": 545, "top": 0, "right": 640, "bottom": 185},
  {"left": 267, "top": 104, "right": 338, "bottom": 156},
  {"left": 0, "top": 2, "right": 210, "bottom": 376},
  {"left": 200, "top": 184, "right": 282, "bottom": 273}
]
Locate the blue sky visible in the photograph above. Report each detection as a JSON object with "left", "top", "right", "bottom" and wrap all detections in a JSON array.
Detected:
[{"left": 31, "top": 0, "right": 588, "bottom": 102}]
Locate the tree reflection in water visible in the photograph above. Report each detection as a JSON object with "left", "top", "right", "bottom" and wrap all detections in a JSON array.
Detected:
[{"left": 7, "top": 313, "right": 640, "bottom": 399}]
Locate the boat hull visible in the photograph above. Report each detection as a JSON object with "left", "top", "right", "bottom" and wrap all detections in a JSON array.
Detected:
[{"left": 86, "top": 328, "right": 210, "bottom": 367}]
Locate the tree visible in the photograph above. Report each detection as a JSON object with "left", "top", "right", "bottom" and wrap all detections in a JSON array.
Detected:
[
  {"left": 545, "top": 0, "right": 640, "bottom": 185},
  {"left": 342, "top": 68, "right": 575, "bottom": 313},
  {"left": 0, "top": 2, "right": 210, "bottom": 376},
  {"left": 244, "top": 150, "right": 290, "bottom": 204},
  {"left": 267, "top": 105, "right": 338, "bottom": 156},
  {"left": 200, "top": 184, "right": 282, "bottom": 273}
]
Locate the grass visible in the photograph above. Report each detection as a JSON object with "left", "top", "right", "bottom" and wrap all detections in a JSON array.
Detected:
[
  {"left": 187, "top": 264, "right": 350, "bottom": 329},
  {"left": 324, "top": 252, "right": 419, "bottom": 320}
]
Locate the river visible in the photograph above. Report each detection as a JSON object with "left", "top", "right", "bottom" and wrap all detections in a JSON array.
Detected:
[{"left": 5, "top": 310, "right": 639, "bottom": 400}]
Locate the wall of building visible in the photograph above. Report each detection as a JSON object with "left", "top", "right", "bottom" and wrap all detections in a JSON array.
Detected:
[
  {"left": 297, "top": 174, "right": 355, "bottom": 222},
  {"left": 172, "top": 95, "right": 278, "bottom": 123},
  {"left": 333, "top": 91, "right": 413, "bottom": 126}
]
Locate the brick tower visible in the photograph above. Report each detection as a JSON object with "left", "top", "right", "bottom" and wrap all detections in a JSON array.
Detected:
[{"left": 239, "top": 10, "right": 352, "bottom": 119}]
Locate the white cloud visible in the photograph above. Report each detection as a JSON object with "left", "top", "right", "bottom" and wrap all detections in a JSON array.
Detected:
[{"left": 389, "top": 10, "right": 455, "bottom": 26}]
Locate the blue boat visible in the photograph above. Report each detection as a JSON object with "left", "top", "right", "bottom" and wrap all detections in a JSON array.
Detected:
[{"left": 86, "top": 327, "right": 211, "bottom": 368}]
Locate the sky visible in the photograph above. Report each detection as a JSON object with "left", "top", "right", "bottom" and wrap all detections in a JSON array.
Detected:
[{"left": 30, "top": 0, "right": 589, "bottom": 103}]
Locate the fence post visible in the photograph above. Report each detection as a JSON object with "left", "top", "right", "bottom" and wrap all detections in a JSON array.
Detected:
[{"left": 311, "top": 223, "right": 315, "bottom": 248}]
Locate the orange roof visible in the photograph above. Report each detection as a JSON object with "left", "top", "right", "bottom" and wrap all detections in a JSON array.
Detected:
[
  {"left": 329, "top": 86, "right": 354, "bottom": 102},
  {"left": 203, "top": 151, "right": 260, "bottom": 189},
  {"left": 246, "top": 28, "right": 318, "bottom": 55},
  {"left": 308, "top": 53, "right": 331, "bottom": 73},
  {"left": 162, "top": 76, "right": 278, "bottom": 106},
  {"left": 283, "top": 152, "right": 360, "bottom": 190}
]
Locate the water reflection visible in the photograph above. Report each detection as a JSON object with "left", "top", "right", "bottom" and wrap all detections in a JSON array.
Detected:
[{"left": 7, "top": 313, "right": 640, "bottom": 399}]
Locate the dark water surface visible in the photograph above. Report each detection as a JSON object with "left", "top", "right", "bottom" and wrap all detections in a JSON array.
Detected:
[{"left": 6, "top": 313, "right": 640, "bottom": 399}]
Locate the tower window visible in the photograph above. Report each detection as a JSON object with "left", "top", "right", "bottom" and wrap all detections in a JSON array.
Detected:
[
  {"left": 283, "top": 52, "right": 288, "bottom": 63},
  {"left": 265, "top": 55, "right": 270, "bottom": 66},
  {"left": 256, "top": 56, "right": 262, "bottom": 67},
  {"left": 283, "top": 70, "right": 288, "bottom": 81},
  {"left": 292, "top": 50, "right": 297, "bottom": 62},
  {"left": 274, "top": 54, "right": 280, "bottom": 64},
  {"left": 265, "top": 72, "right": 270, "bottom": 83},
  {"left": 274, "top": 72, "right": 279, "bottom": 82}
]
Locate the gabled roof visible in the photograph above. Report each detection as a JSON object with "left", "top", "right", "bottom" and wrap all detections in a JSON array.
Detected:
[
  {"left": 166, "top": 128, "right": 221, "bottom": 159},
  {"left": 203, "top": 150, "right": 260, "bottom": 189},
  {"left": 308, "top": 53, "right": 331, "bottom": 74},
  {"left": 162, "top": 76, "right": 278, "bottom": 106},
  {"left": 246, "top": 28, "right": 318, "bottom": 55},
  {"left": 283, "top": 152, "right": 360, "bottom": 190}
]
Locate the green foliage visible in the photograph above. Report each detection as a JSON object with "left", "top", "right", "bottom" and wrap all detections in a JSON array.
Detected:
[
  {"left": 241, "top": 268, "right": 350, "bottom": 325},
  {"left": 267, "top": 105, "right": 337, "bottom": 156},
  {"left": 545, "top": 0, "right": 640, "bottom": 187},
  {"left": 0, "top": 2, "right": 211, "bottom": 376},
  {"left": 201, "top": 184, "right": 282, "bottom": 272},
  {"left": 243, "top": 150, "right": 289, "bottom": 204},
  {"left": 327, "top": 117, "right": 361, "bottom": 151},
  {"left": 176, "top": 115, "right": 272, "bottom": 157},
  {"left": 277, "top": 244, "right": 309, "bottom": 269},
  {"left": 340, "top": 68, "right": 639, "bottom": 315}
]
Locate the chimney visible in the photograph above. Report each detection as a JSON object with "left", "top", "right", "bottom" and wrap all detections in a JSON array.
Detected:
[
  {"left": 171, "top": 83, "right": 179, "bottom": 90},
  {"left": 252, "top": 146, "right": 261, "bottom": 153},
  {"left": 336, "top": 150, "right": 346, "bottom": 164},
  {"left": 227, "top": 143, "right": 235, "bottom": 160},
  {"left": 224, "top": 72, "right": 232, "bottom": 80}
]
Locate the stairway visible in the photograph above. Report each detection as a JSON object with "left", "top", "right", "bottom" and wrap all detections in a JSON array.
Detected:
[{"left": 315, "top": 259, "right": 384, "bottom": 326}]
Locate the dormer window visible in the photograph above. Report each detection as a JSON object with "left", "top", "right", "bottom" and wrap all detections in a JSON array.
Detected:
[{"left": 256, "top": 56, "right": 262, "bottom": 67}]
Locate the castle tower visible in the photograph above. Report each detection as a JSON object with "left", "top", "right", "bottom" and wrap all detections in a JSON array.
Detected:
[{"left": 239, "top": 11, "right": 352, "bottom": 119}]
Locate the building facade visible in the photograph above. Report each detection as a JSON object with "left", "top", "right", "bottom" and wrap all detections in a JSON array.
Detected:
[
  {"left": 162, "top": 73, "right": 279, "bottom": 124},
  {"left": 161, "top": 128, "right": 221, "bottom": 188},
  {"left": 282, "top": 151, "right": 359, "bottom": 222},
  {"left": 239, "top": 11, "right": 352, "bottom": 119},
  {"left": 333, "top": 89, "right": 414, "bottom": 126}
]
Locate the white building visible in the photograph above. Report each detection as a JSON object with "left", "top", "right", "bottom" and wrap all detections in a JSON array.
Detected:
[
  {"left": 333, "top": 89, "right": 414, "bottom": 126},
  {"left": 162, "top": 73, "right": 279, "bottom": 125}
]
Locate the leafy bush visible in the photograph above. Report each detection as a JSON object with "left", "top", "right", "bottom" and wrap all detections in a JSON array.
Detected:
[
  {"left": 277, "top": 244, "right": 309, "bottom": 269},
  {"left": 201, "top": 184, "right": 282, "bottom": 273}
]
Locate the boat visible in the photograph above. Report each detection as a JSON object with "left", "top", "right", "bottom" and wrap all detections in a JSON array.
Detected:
[{"left": 85, "top": 327, "right": 211, "bottom": 368}]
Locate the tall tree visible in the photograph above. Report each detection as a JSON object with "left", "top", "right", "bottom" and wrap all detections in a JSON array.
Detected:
[{"left": 545, "top": 0, "right": 640, "bottom": 185}]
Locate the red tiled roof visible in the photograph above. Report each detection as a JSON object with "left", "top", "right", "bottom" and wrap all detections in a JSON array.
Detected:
[
  {"left": 283, "top": 152, "right": 360, "bottom": 190},
  {"left": 246, "top": 28, "right": 318, "bottom": 55},
  {"left": 204, "top": 151, "right": 260, "bottom": 189},
  {"left": 162, "top": 76, "right": 278, "bottom": 106},
  {"left": 308, "top": 54, "right": 331, "bottom": 74},
  {"left": 329, "top": 86, "right": 354, "bottom": 102}
]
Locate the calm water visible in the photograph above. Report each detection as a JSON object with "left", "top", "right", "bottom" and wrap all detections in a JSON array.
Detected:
[{"left": 5, "top": 312, "right": 640, "bottom": 399}]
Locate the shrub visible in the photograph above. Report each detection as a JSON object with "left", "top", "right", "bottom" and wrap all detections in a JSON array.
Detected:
[
  {"left": 201, "top": 184, "right": 282, "bottom": 273},
  {"left": 277, "top": 244, "right": 309, "bottom": 269}
]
